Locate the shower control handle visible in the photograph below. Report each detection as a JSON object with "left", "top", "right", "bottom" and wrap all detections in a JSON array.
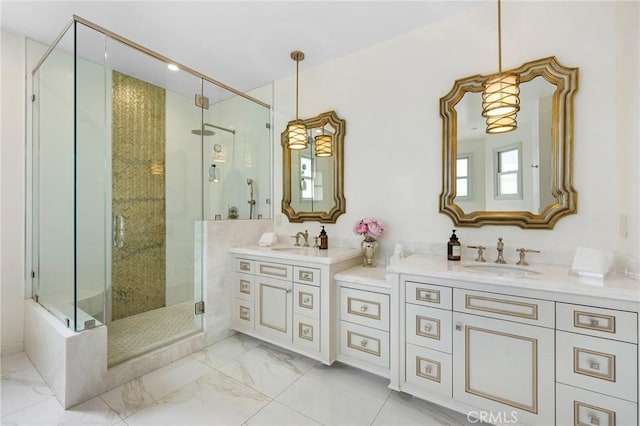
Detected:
[{"left": 113, "top": 215, "right": 125, "bottom": 249}]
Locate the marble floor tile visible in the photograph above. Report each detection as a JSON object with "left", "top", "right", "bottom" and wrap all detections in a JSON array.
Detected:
[
  {"left": 372, "top": 391, "right": 477, "bottom": 426},
  {"left": 244, "top": 400, "right": 321, "bottom": 426},
  {"left": 1, "top": 353, "right": 54, "bottom": 418},
  {"left": 124, "top": 369, "right": 270, "bottom": 426},
  {"left": 276, "top": 362, "right": 391, "bottom": 426},
  {"left": 0, "top": 395, "right": 121, "bottom": 426},
  {"left": 217, "top": 343, "right": 316, "bottom": 398},
  {"left": 100, "top": 354, "right": 213, "bottom": 418},
  {"left": 191, "top": 333, "right": 261, "bottom": 369}
]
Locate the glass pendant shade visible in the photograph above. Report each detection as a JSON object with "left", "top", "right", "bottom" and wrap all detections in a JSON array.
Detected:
[
  {"left": 287, "top": 120, "right": 308, "bottom": 149},
  {"left": 314, "top": 134, "right": 333, "bottom": 157},
  {"left": 482, "top": 73, "right": 520, "bottom": 117}
]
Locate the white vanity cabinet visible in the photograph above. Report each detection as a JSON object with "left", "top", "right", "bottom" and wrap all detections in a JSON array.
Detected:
[
  {"left": 335, "top": 266, "right": 392, "bottom": 378},
  {"left": 229, "top": 247, "right": 360, "bottom": 364},
  {"left": 388, "top": 254, "right": 640, "bottom": 426},
  {"left": 555, "top": 302, "right": 638, "bottom": 426},
  {"left": 452, "top": 289, "right": 556, "bottom": 425}
]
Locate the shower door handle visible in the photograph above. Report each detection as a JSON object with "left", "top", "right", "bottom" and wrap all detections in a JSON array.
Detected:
[{"left": 113, "top": 215, "right": 125, "bottom": 249}]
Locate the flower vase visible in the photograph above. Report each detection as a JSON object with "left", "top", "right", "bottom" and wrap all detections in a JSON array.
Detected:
[{"left": 361, "top": 238, "right": 379, "bottom": 267}]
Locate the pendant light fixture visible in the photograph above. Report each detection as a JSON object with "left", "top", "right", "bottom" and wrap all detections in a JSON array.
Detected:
[
  {"left": 287, "top": 51, "right": 308, "bottom": 149},
  {"left": 314, "top": 126, "right": 333, "bottom": 157},
  {"left": 482, "top": 0, "right": 520, "bottom": 134}
]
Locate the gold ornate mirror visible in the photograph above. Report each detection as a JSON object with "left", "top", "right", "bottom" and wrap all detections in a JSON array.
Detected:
[
  {"left": 439, "top": 56, "right": 579, "bottom": 229},
  {"left": 282, "top": 110, "right": 346, "bottom": 223}
]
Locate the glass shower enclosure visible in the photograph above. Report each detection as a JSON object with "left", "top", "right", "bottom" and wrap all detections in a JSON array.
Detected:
[{"left": 31, "top": 16, "right": 271, "bottom": 366}]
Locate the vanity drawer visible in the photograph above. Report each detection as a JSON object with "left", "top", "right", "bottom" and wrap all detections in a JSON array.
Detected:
[
  {"left": 556, "top": 331, "right": 638, "bottom": 402},
  {"left": 340, "top": 321, "right": 389, "bottom": 368},
  {"left": 256, "top": 261, "right": 292, "bottom": 281},
  {"left": 557, "top": 303, "right": 638, "bottom": 343},
  {"left": 406, "top": 303, "right": 452, "bottom": 354},
  {"left": 293, "top": 266, "right": 320, "bottom": 287},
  {"left": 405, "top": 281, "right": 452, "bottom": 310},
  {"left": 453, "top": 289, "right": 554, "bottom": 328},
  {"left": 294, "top": 283, "right": 320, "bottom": 319},
  {"left": 556, "top": 383, "right": 638, "bottom": 426},
  {"left": 236, "top": 258, "right": 255, "bottom": 274},
  {"left": 293, "top": 315, "right": 320, "bottom": 353},
  {"left": 232, "top": 299, "right": 254, "bottom": 331},
  {"left": 405, "top": 343, "right": 452, "bottom": 398},
  {"left": 340, "top": 287, "right": 389, "bottom": 331},
  {"left": 234, "top": 273, "right": 254, "bottom": 301}
]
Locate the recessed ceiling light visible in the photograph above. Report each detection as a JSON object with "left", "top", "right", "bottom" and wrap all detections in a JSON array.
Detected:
[{"left": 167, "top": 64, "right": 179, "bottom": 71}]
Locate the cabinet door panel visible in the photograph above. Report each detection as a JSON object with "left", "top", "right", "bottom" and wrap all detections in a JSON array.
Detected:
[
  {"left": 405, "top": 343, "right": 452, "bottom": 398},
  {"left": 406, "top": 303, "right": 452, "bottom": 354},
  {"left": 255, "top": 276, "right": 292, "bottom": 343},
  {"left": 453, "top": 312, "right": 554, "bottom": 426},
  {"left": 556, "top": 330, "right": 637, "bottom": 402},
  {"left": 556, "top": 383, "right": 638, "bottom": 426}
]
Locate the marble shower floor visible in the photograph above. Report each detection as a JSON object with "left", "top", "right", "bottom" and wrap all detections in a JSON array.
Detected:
[
  {"left": 1, "top": 334, "right": 478, "bottom": 426},
  {"left": 107, "top": 301, "right": 196, "bottom": 367}
]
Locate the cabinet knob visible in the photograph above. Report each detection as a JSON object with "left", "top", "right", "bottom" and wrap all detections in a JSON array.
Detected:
[
  {"left": 589, "top": 415, "right": 600, "bottom": 425},
  {"left": 590, "top": 318, "right": 599, "bottom": 327},
  {"left": 303, "top": 328, "right": 310, "bottom": 335},
  {"left": 286, "top": 288, "right": 292, "bottom": 294},
  {"left": 424, "top": 365, "right": 432, "bottom": 374},
  {"left": 455, "top": 323, "right": 462, "bottom": 331},
  {"left": 360, "top": 305, "right": 368, "bottom": 312},
  {"left": 590, "top": 361, "right": 600, "bottom": 371},
  {"left": 303, "top": 296, "right": 311, "bottom": 304},
  {"left": 360, "top": 340, "right": 368, "bottom": 348},
  {"left": 424, "top": 324, "right": 432, "bottom": 332}
]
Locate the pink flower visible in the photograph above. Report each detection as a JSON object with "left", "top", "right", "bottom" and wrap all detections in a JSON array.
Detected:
[{"left": 353, "top": 217, "right": 385, "bottom": 239}]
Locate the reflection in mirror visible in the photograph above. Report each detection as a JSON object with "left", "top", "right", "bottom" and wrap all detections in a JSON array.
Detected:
[
  {"left": 440, "top": 57, "right": 579, "bottom": 229},
  {"left": 282, "top": 111, "right": 346, "bottom": 223},
  {"left": 455, "top": 76, "right": 554, "bottom": 213}
]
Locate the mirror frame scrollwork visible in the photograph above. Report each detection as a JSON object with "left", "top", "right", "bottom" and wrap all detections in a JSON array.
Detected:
[
  {"left": 281, "top": 110, "right": 346, "bottom": 223},
  {"left": 439, "top": 56, "right": 579, "bottom": 229}
]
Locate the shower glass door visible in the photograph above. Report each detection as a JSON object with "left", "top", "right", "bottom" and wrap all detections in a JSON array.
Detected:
[{"left": 101, "top": 31, "right": 205, "bottom": 365}]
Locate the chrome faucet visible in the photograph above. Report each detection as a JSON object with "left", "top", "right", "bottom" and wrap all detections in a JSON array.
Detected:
[
  {"left": 516, "top": 248, "right": 540, "bottom": 266},
  {"left": 495, "top": 237, "right": 507, "bottom": 264},
  {"left": 291, "top": 230, "right": 310, "bottom": 247}
]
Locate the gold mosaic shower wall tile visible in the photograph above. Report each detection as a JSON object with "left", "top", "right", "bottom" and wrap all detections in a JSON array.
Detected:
[{"left": 112, "top": 71, "right": 166, "bottom": 320}]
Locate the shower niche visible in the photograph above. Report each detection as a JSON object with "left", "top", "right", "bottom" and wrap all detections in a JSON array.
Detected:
[{"left": 30, "top": 13, "right": 272, "bottom": 381}]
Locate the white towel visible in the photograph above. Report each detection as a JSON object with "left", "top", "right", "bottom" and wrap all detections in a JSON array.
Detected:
[
  {"left": 258, "top": 232, "right": 277, "bottom": 247},
  {"left": 570, "top": 247, "right": 614, "bottom": 278}
]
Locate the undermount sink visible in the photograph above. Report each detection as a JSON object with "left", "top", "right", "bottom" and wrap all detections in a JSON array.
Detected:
[
  {"left": 464, "top": 264, "right": 542, "bottom": 277},
  {"left": 270, "top": 247, "right": 311, "bottom": 254}
]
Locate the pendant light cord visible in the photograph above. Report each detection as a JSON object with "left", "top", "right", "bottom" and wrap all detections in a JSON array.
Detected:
[
  {"left": 497, "top": 0, "right": 503, "bottom": 73},
  {"left": 295, "top": 58, "right": 300, "bottom": 120}
]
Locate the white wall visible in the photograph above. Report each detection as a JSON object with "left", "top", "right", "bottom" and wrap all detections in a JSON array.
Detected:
[
  {"left": 273, "top": 1, "right": 640, "bottom": 267},
  {"left": 1, "top": 31, "right": 26, "bottom": 356}
]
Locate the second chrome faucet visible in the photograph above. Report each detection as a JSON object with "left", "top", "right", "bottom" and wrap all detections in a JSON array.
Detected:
[{"left": 468, "top": 237, "right": 540, "bottom": 265}]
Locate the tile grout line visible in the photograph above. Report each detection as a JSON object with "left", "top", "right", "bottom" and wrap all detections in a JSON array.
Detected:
[
  {"left": 368, "top": 387, "right": 394, "bottom": 426},
  {"left": 0, "top": 394, "right": 57, "bottom": 420},
  {"left": 241, "top": 359, "right": 323, "bottom": 425}
]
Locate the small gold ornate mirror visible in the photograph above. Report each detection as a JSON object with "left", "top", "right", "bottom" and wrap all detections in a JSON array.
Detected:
[
  {"left": 282, "top": 110, "right": 346, "bottom": 223},
  {"left": 439, "top": 56, "right": 579, "bottom": 229}
]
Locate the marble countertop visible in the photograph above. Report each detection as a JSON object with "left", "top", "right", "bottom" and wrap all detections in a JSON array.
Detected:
[
  {"left": 230, "top": 245, "right": 361, "bottom": 265},
  {"left": 334, "top": 265, "right": 389, "bottom": 289},
  {"left": 387, "top": 254, "right": 640, "bottom": 303}
]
